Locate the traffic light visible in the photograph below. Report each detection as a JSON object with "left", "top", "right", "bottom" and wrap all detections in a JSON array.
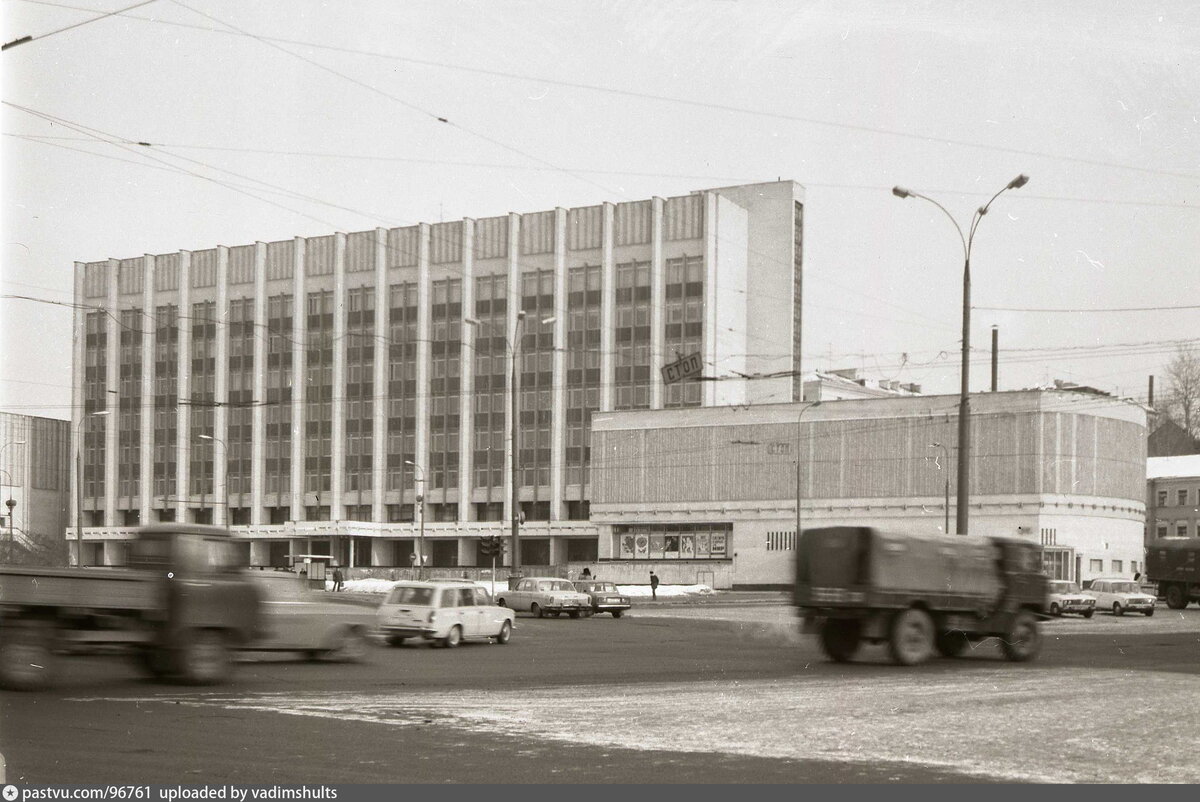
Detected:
[{"left": 478, "top": 535, "right": 503, "bottom": 557}]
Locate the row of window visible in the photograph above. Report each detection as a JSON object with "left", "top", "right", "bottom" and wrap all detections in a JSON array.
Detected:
[
  {"left": 1155, "top": 488, "right": 1199, "bottom": 507},
  {"left": 1156, "top": 522, "right": 1196, "bottom": 538}
]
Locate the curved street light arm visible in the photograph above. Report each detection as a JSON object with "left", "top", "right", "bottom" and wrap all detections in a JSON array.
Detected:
[{"left": 903, "top": 191, "right": 968, "bottom": 262}]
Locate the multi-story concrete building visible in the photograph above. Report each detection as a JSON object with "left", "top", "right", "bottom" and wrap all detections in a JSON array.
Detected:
[
  {"left": 590, "top": 390, "right": 1148, "bottom": 587},
  {"left": 1, "top": 412, "right": 70, "bottom": 564},
  {"left": 70, "top": 181, "right": 807, "bottom": 569},
  {"left": 1147, "top": 455, "right": 1200, "bottom": 543}
]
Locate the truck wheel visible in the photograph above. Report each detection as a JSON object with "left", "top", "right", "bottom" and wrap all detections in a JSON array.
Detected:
[
  {"left": 819, "top": 619, "right": 861, "bottom": 663},
  {"left": 0, "top": 624, "right": 55, "bottom": 691},
  {"left": 935, "top": 630, "right": 970, "bottom": 658},
  {"left": 131, "top": 646, "right": 172, "bottom": 679},
  {"left": 888, "top": 609, "right": 934, "bottom": 666},
  {"left": 175, "top": 630, "right": 232, "bottom": 685},
  {"left": 1165, "top": 585, "right": 1187, "bottom": 610},
  {"left": 1001, "top": 611, "right": 1041, "bottom": 662},
  {"left": 321, "top": 627, "right": 370, "bottom": 663}
]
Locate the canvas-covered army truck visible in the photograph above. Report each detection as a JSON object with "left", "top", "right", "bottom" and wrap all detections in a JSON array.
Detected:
[
  {"left": 1146, "top": 537, "right": 1200, "bottom": 609},
  {"left": 0, "top": 524, "right": 262, "bottom": 690},
  {"left": 794, "top": 527, "right": 1047, "bottom": 665}
]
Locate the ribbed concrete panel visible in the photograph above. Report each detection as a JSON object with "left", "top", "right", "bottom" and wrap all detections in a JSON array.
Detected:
[
  {"left": 265, "top": 240, "right": 294, "bottom": 281},
  {"left": 84, "top": 262, "right": 107, "bottom": 298},
  {"left": 305, "top": 235, "right": 336, "bottom": 276},
  {"left": 520, "top": 210, "right": 555, "bottom": 255},
  {"left": 387, "top": 226, "right": 420, "bottom": 267},
  {"left": 118, "top": 258, "right": 142, "bottom": 296},
  {"left": 191, "top": 249, "right": 218, "bottom": 288},
  {"left": 614, "top": 200, "right": 651, "bottom": 245},
  {"left": 430, "top": 221, "right": 463, "bottom": 264},
  {"left": 229, "top": 245, "right": 255, "bottom": 285},
  {"left": 346, "top": 230, "right": 374, "bottom": 273},
  {"left": 475, "top": 216, "right": 508, "bottom": 260},
  {"left": 153, "top": 253, "right": 179, "bottom": 292},
  {"left": 568, "top": 205, "right": 603, "bottom": 251},
  {"left": 665, "top": 194, "right": 704, "bottom": 241}
]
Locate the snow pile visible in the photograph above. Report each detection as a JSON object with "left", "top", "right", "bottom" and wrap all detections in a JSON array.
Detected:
[{"left": 618, "top": 583, "right": 714, "bottom": 598}]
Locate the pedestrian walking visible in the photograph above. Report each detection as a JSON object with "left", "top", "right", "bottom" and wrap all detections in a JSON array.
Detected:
[
  {"left": 581, "top": 567, "right": 592, "bottom": 579},
  {"left": 332, "top": 566, "right": 345, "bottom": 592},
  {"left": 650, "top": 571, "right": 659, "bottom": 600}
]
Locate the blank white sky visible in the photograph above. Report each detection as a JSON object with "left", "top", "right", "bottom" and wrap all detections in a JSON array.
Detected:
[{"left": 2, "top": 0, "right": 1197, "bottom": 419}]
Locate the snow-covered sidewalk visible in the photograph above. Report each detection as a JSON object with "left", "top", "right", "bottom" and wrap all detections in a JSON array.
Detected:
[{"left": 330, "top": 576, "right": 714, "bottom": 598}]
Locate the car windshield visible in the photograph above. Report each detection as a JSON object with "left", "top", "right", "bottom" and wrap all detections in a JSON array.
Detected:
[
  {"left": 538, "top": 580, "right": 576, "bottom": 592},
  {"left": 386, "top": 586, "right": 435, "bottom": 605},
  {"left": 596, "top": 583, "right": 619, "bottom": 592},
  {"left": 1110, "top": 582, "right": 1140, "bottom": 593},
  {"left": 1049, "top": 581, "right": 1080, "bottom": 593}
]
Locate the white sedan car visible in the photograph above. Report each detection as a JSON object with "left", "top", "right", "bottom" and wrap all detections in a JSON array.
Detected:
[
  {"left": 1046, "top": 580, "right": 1096, "bottom": 618},
  {"left": 1087, "top": 578, "right": 1156, "bottom": 617},
  {"left": 495, "top": 577, "right": 591, "bottom": 618},
  {"left": 376, "top": 580, "right": 514, "bottom": 647}
]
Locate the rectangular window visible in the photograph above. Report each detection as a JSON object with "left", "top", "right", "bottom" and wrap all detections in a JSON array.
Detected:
[
  {"left": 1089, "top": 559, "right": 1103, "bottom": 573},
  {"left": 1157, "top": 524, "right": 1168, "bottom": 538},
  {"left": 1178, "top": 489, "right": 1189, "bottom": 506},
  {"left": 1112, "top": 560, "right": 1123, "bottom": 573},
  {"left": 1157, "top": 490, "right": 1167, "bottom": 506},
  {"left": 1178, "top": 523, "right": 1189, "bottom": 537}
]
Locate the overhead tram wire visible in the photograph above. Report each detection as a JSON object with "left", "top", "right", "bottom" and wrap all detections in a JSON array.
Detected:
[
  {"left": 13, "top": 0, "right": 1200, "bottom": 183},
  {"left": 3, "top": 0, "right": 159, "bottom": 50},
  {"left": 168, "top": 0, "right": 619, "bottom": 199},
  {"left": 976, "top": 304, "right": 1200, "bottom": 313}
]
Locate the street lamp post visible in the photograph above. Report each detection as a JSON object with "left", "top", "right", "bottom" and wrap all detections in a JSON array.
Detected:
[
  {"left": 2, "top": 440, "right": 26, "bottom": 562},
  {"left": 795, "top": 402, "right": 821, "bottom": 542},
  {"left": 929, "top": 442, "right": 951, "bottom": 535},
  {"left": 465, "top": 310, "right": 553, "bottom": 579},
  {"left": 893, "top": 174, "right": 1029, "bottom": 535},
  {"left": 404, "top": 459, "right": 426, "bottom": 579},
  {"left": 75, "top": 410, "right": 109, "bottom": 563},
  {"left": 198, "top": 434, "right": 229, "bottom": 531}
]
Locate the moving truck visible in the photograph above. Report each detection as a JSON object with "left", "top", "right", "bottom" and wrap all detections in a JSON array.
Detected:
[
  {"left": 794, "top": 527, "right": 1047, "bottom": 665},
  {"left": 1146, "top": 537, "right": 1200, "bottom": 609},
  {"left": 0, "top": 524, "right": 261, "bottom": 690}
]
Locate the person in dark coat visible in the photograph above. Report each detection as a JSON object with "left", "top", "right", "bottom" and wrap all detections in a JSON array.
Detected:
[
  {"left": 581, "top": 567, "right": 592, "bottom": 579},
  {"left": 332, "top": 566, "right": 345, "bottom": 592},
  {"left": 650, "top": 571, "right": 659, "bottom": 600}
]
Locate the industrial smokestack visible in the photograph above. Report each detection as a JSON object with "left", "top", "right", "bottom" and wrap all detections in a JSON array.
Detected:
[
  {"left": 991, "top": 326, "right": 999, "bottom": 392},
  {"left": 1148, "top": 376, "right": 1154, "bottom": 408}
]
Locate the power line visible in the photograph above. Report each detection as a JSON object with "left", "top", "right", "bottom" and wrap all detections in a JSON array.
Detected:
[
  {"left": 12, "top": 0, "right": 1199, "bottom": 182},
  {"left": 2, "top": 0, "right": 158, "bottom": 50},
  {"left": 11, "top": 133, "right": 1197, "bottom": 212},
  {"left": 976, "top": 304, "right": 1200, "bottom": 313}
]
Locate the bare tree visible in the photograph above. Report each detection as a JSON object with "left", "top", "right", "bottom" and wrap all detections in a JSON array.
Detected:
[{"left": 1163, "top": 345, "right": 1200, "bottom": 438}]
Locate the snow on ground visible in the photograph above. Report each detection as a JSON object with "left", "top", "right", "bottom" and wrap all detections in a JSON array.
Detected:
[{"left": 331, "top": 577, "right": 714, "bottom": 597}]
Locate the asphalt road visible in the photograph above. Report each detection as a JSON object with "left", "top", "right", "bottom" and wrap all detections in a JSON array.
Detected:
[{"left": 3, "top": 605, "right": 1199, "bottom": 784}]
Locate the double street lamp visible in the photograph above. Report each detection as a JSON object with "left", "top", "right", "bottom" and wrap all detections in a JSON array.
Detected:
[
  {"left": 75, "top": 410, "right": 110, "bottom": 561},
  {"left": 465, "top": 310, "right": 555, "bottom": 578},
  {"left": 404, "top": 459, "right": 427, "bottom": 579},
  {"left": 2, "top": 439, "right": 26, "bottom": 563},
  {"left": 893, "top": 174, "right": 1029, "bottom": 535},
  {"left": 198, "top": 434, "right": 230, "bottom": 531}
]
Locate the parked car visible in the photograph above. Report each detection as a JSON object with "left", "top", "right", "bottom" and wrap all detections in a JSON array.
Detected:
[
  {"left": 1046, "top": 580, "right": 1096, "bottom": 618},
  {"left": 495, "top": 577, "right": 591, "bottom": 618},
  {"left": 1086, "top": 578, "right": 1156, "bottom": 617},
  {"left": 572, "top": 580, "right": 632, "bottom": 618},
  {"left": 376, "top": 580, "right": 514, "bottom": 648},
  {"left": 247, "top": 572, "right": 376, "bottom": 661}
]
